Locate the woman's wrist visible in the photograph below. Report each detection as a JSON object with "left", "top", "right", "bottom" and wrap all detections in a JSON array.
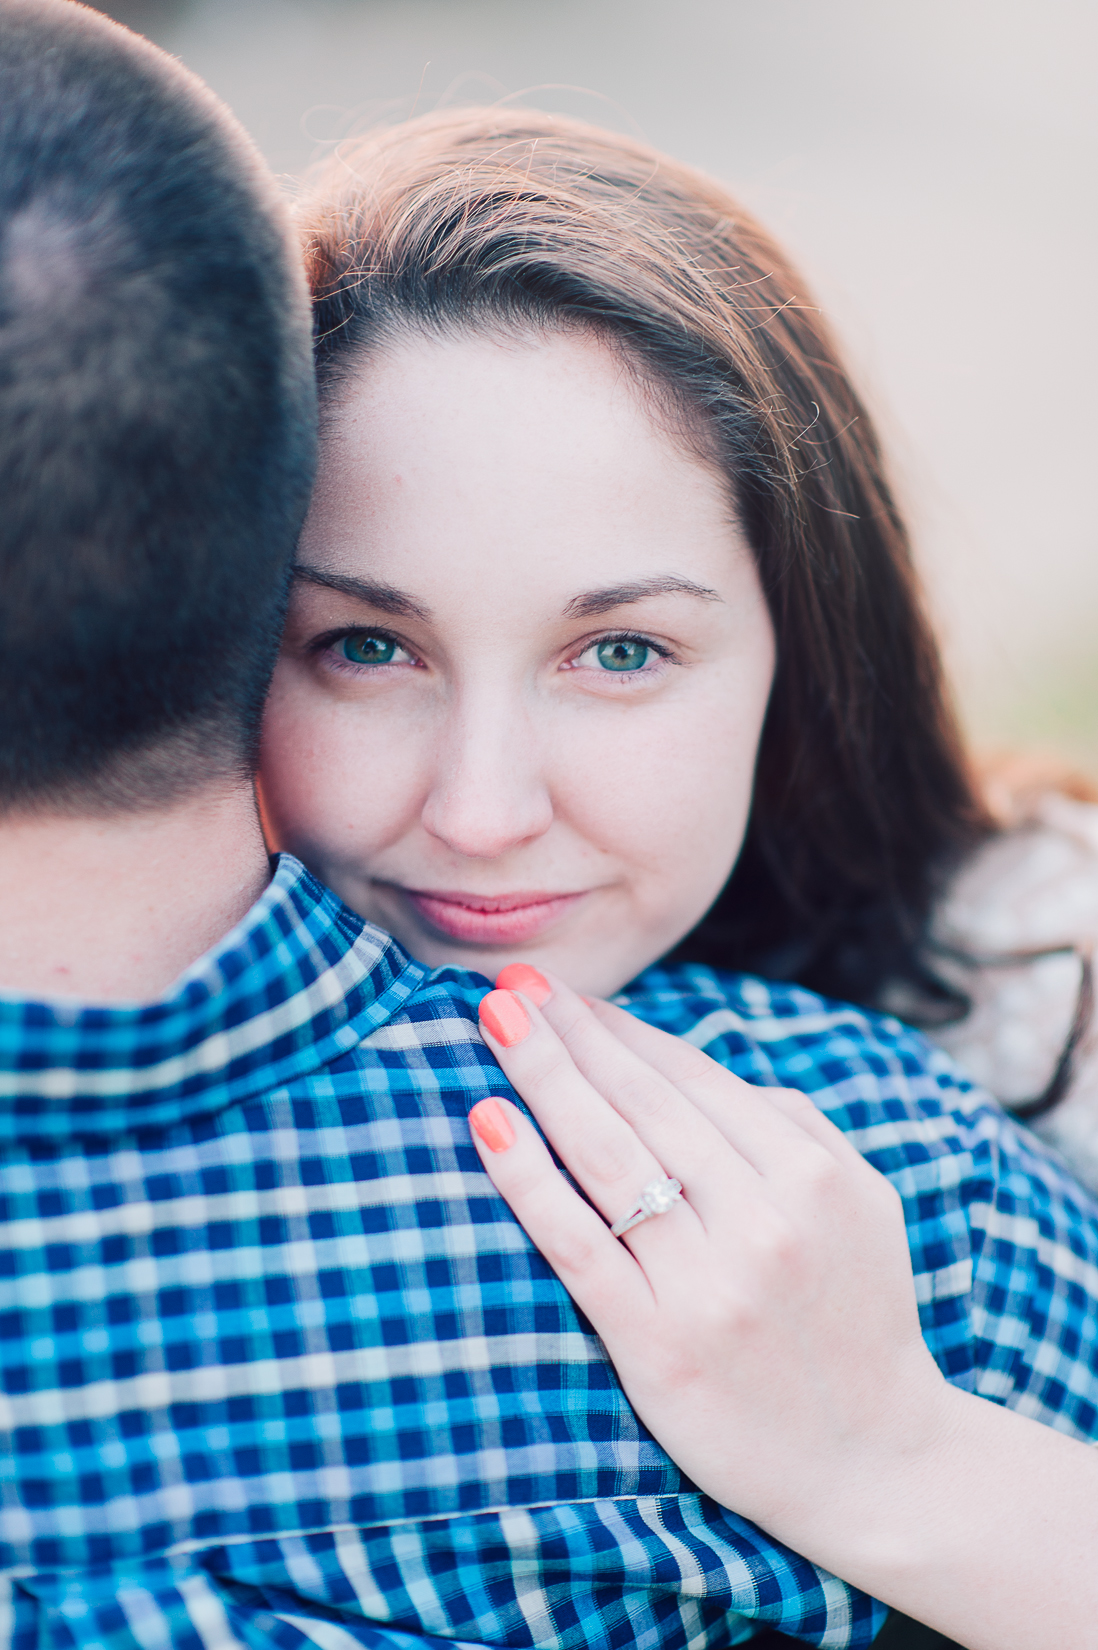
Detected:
[
  {"left": 755, "top": 1356, "right": 966, "bottom": 1583},
  {"left": 807, "top": 1376, "right": 971, "bottom": 1576},
  {"left": 782, "top": 1380, "right": 1098, "bottom": 1649}
]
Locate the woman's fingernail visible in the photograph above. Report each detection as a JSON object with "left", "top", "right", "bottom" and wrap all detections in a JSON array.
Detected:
[
  {"left": 495, "top": 963, "right": 552, "bottom": 1006},
  {"left": 479, "top": 989, "right": 531, "bottom": 1047},
  {"left": 469, "top": 1097, "right": 516, "bottom": 1153}
]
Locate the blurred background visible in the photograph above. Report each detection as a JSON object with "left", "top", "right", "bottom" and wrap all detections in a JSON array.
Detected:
[{"left": 94, "top": 0, "right": 1098, "bottom": 772}]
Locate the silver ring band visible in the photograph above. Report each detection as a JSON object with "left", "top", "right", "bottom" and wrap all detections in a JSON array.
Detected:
[{"left": 609, "top": 1175, "right": 684, "bottom": 1238}]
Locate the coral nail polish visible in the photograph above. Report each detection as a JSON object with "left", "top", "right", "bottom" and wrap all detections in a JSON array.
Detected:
[
  {"left": 469, "top": 1098, "right": 516, "bottom": 1153},
  {"left": 479, "top": 989, "right": 531, "bottom": 1047},
  {"left": 495, "top": 963, "right": 552, "bottom": 1006}
]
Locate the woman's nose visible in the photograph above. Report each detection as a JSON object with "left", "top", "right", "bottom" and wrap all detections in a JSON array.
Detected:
[{"left": 420, "top": 708, "right": 554, "bottom": 859}]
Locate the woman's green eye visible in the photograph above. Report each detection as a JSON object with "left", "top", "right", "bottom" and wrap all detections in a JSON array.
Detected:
[
  {"left": 341, "top": 633, "right": 397, "bottom": 665},
  {"left": 595, "top": 637, "right": 651, "bottom": 672}
]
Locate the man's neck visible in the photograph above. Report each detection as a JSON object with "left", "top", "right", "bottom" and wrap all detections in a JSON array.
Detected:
[{"left": 0, "top": 784, "right": 272, "bottom": 1003}]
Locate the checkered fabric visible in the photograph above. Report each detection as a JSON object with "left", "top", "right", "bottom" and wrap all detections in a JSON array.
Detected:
[{"left": 2, "top": 856, "right": 1097, "bottom": 1650}]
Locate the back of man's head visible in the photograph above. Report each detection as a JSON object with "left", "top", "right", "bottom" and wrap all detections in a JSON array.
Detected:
[{"left": 0, "top": 0, "right": 316, "bottom": 812}]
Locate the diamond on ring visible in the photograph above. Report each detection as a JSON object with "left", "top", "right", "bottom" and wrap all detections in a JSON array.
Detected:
[{"left": 609, "top": 1175, "right": 684, "bottom": 1239}]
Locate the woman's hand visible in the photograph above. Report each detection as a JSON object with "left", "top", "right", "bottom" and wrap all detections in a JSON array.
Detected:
[
  {"left": 469, "top": 968, "right": 1098, "bottom": 1650},
  {"left": 469, "top": 965, "right": 950, "bottom": 1548}
]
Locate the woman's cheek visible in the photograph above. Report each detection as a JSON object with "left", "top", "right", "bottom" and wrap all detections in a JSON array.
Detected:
[
  {"left": 619, "top": 686, "right": 762, "bottom": 925},
  {"left": 550, "top": 697, "right": 726, "bottom": 893},
  {"left": 260, "top": 686, "right": 402, "bottom": 865}
]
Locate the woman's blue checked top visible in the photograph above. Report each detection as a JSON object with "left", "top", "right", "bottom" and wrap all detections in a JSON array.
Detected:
[{"left": 2, "top": 856, "right": 1098, "bottom": 1650}]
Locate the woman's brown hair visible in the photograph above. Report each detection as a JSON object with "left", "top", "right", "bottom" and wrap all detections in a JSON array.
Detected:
[{"left": 299, "top": 106, "right": 992, "bottom": 1019}]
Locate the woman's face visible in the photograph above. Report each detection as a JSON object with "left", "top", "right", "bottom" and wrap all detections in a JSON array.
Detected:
[{"left": 261, "top": 328, "right": 775, "bottom": 996}]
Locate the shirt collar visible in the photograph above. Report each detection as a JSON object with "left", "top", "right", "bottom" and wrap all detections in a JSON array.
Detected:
[{"left": 0, "top": 854, "right": 425, "bottom": 1140}]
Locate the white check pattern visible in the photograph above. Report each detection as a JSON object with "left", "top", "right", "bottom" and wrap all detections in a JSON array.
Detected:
[{"left": 3, "top": 857, "right": 1098, "bottom": 1650}]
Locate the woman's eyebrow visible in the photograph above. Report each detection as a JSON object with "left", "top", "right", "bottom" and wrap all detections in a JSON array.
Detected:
[
  {"left": 563, "top": 576, "right": 722, "bottom": 618},
  {"left": 293, "top": 563, "right": 432, "bottom": 621}
]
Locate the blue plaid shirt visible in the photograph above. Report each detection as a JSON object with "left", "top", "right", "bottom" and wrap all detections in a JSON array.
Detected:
[{"left": 3, "top": 856, "right": 1098, "bottom": 1650}]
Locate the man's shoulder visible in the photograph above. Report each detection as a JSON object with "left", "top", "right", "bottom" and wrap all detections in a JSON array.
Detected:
[
  {"left": 618, "top": 959, "right": 959, "bottom": 1092},
  {"left": 618, "top": 961, "right": 1091, "bottom": 1205}
]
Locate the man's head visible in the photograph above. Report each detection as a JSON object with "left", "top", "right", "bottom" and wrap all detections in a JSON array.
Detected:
[{"left": 0, "top": 0, "right": 316, "bottom": 813}]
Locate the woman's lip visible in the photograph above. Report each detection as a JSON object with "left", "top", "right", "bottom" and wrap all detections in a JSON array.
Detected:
[{"left": 394, "top": 887, "right": 588, "bottom": 945}]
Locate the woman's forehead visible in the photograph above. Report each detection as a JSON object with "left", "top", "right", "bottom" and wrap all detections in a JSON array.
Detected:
[{"left": 305, "top": 328, "right": 753, "bottom": 610}]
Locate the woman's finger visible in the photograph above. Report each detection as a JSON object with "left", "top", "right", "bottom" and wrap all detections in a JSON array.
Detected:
[
  {"left": 526, "top": 969, "right": 840, "bottom": 1182},
  {"left": 477, "top": 987, "right": 711, "bottom": 1262},
  {"left": 576, "top": 989, "right": 873, "bottom": 1176},
  {"left": 466, "top": 1096, "right": 653, "bottom": 1336},
  {"left": 480, "top": 983, "right": 764, "bottom": 1237}
]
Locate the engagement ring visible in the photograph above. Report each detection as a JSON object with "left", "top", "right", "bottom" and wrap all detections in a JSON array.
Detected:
[{"left": 609, "top": 1175, "right": 684, "bottom": 1239}]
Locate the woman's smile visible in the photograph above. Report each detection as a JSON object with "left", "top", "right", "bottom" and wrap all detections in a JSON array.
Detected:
[{"left": 386, "top": 886, "right": 593, "bottom": 946}]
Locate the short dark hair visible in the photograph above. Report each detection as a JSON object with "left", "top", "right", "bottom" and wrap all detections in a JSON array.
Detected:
[
  {"left": 0, "top": 0, "right": 317, "bottom": 811},
  {"left": 301, "top": 108, "right": 991, "bottom": 1020}
]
